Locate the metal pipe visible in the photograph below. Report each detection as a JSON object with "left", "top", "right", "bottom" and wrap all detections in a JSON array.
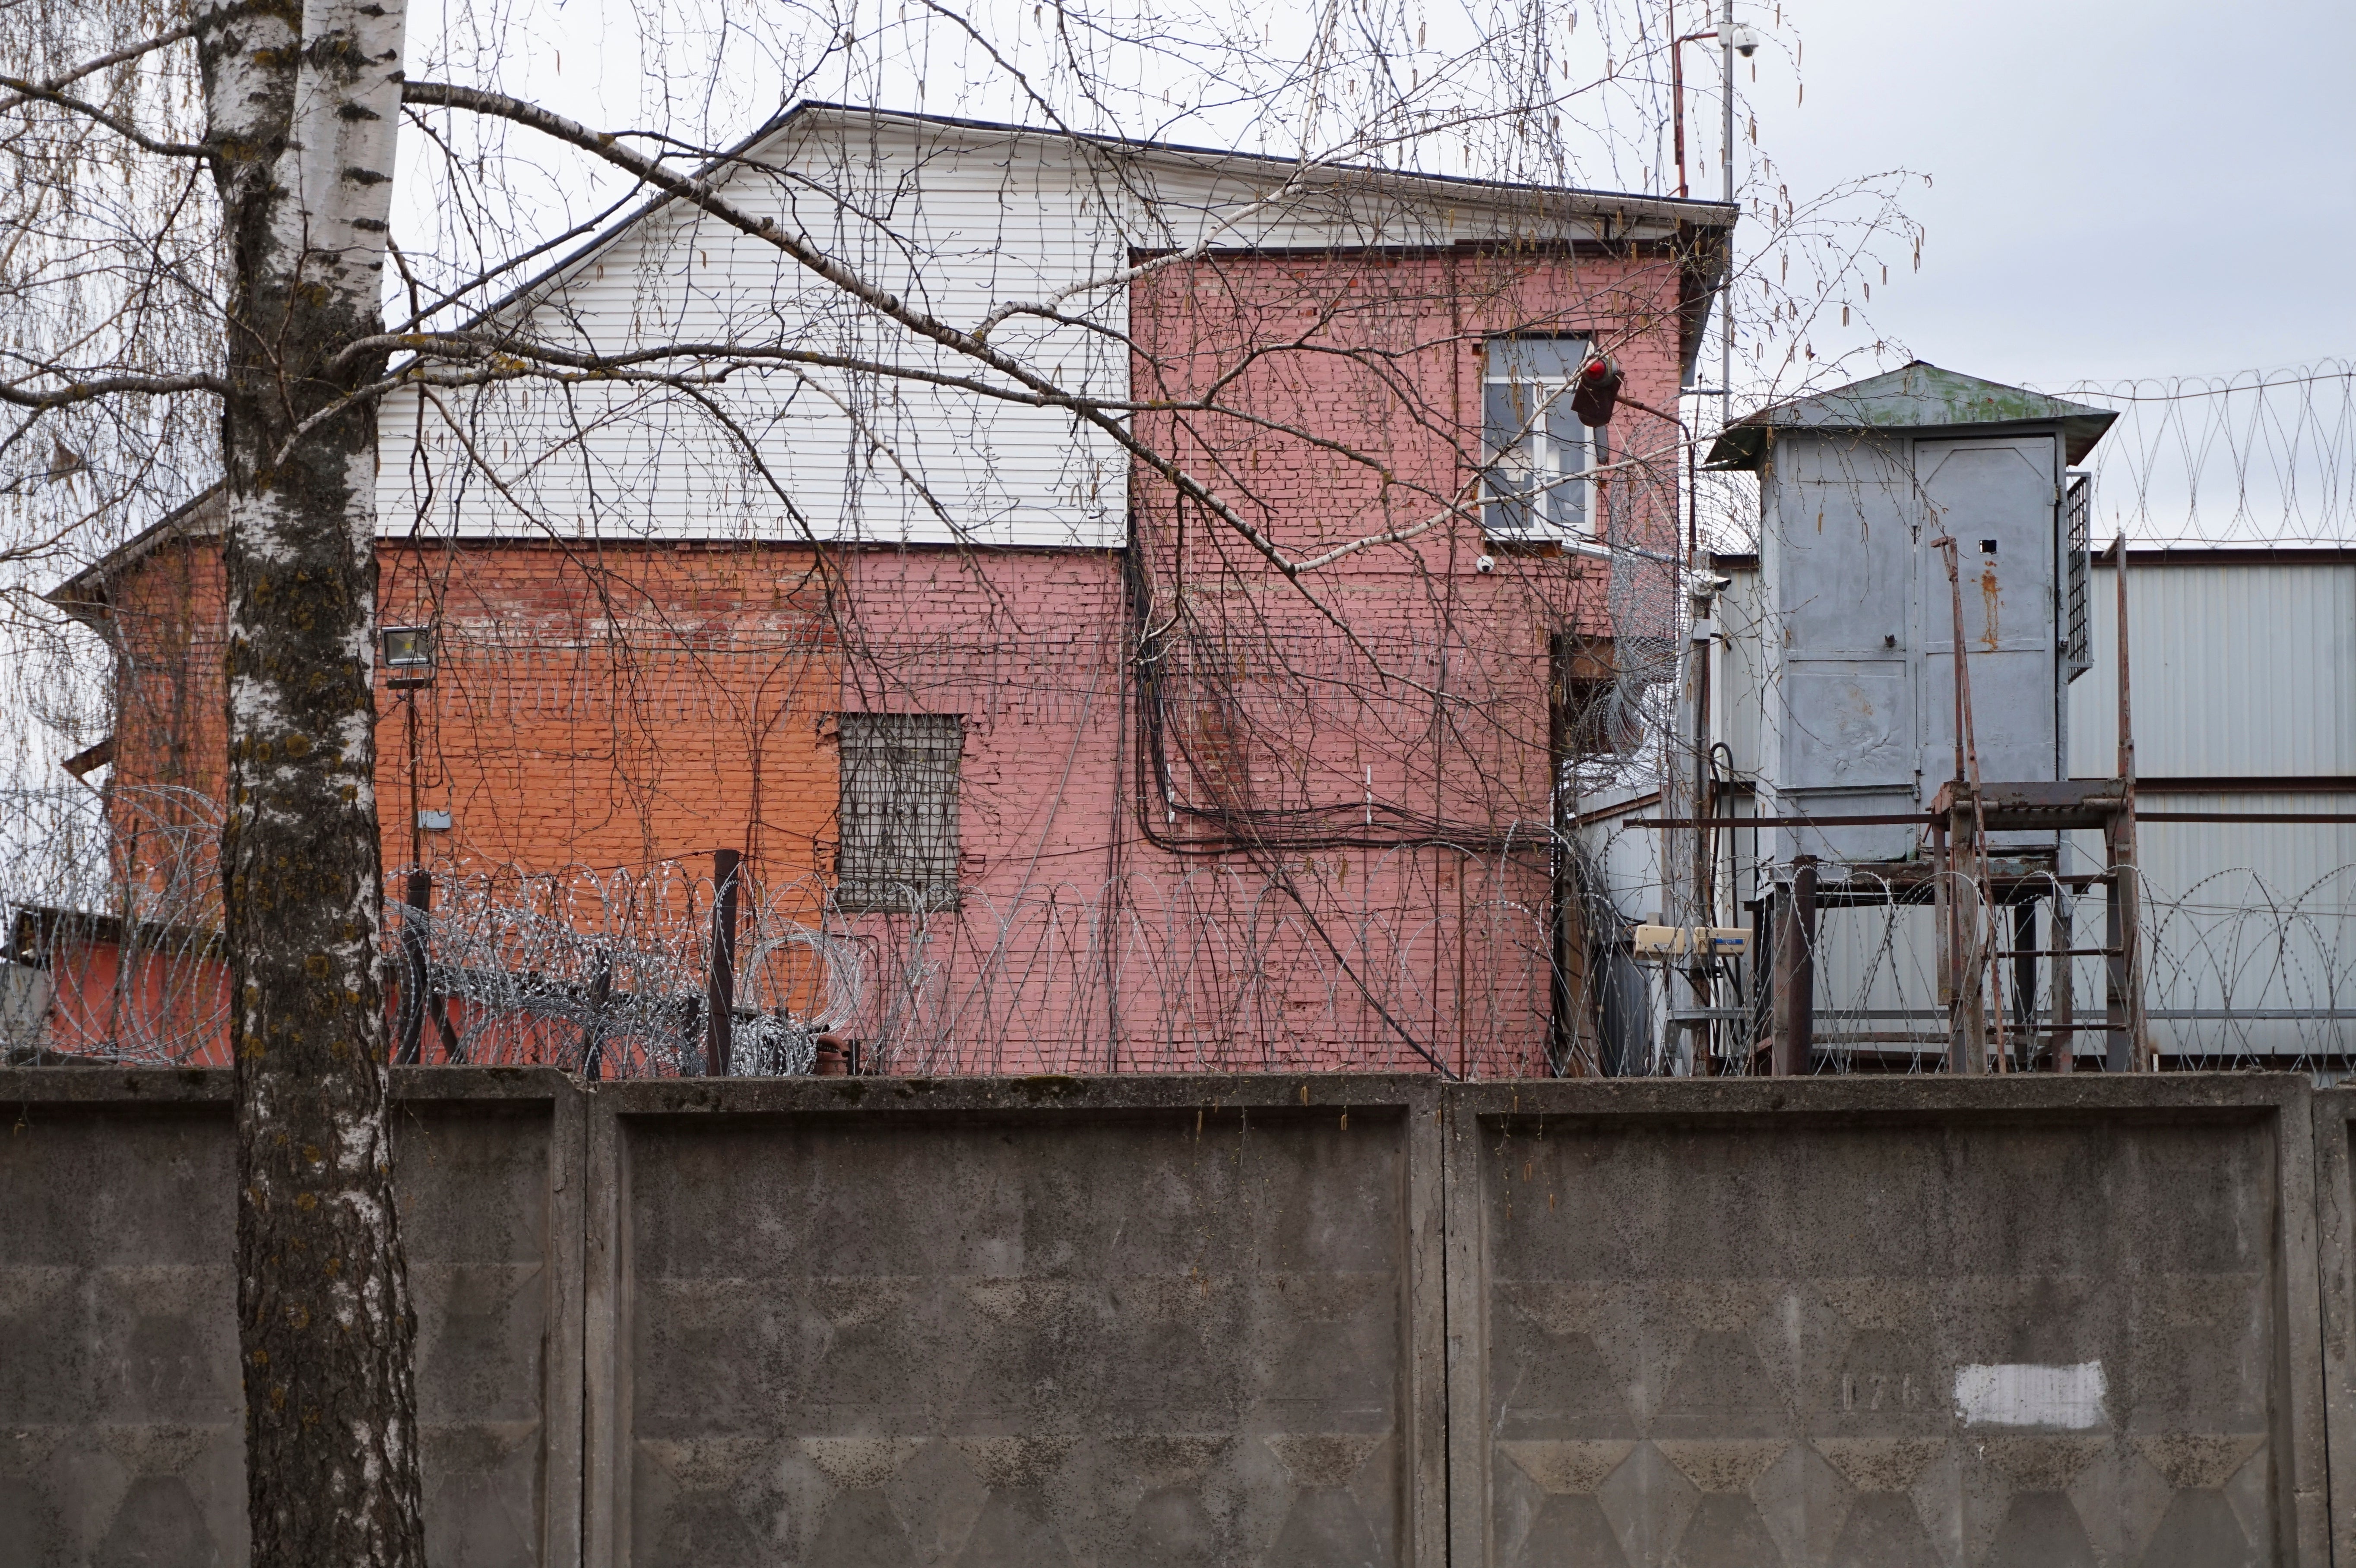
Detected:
[
  {"left": 2011, "top": 901, "right": 2036, "bottom": 1068},
  {"left": 1790, "top": 1008, "right": 2356, "bottom": 1024},
  {"left": 1932, "top": 535, "right": 1999, "bottom": 1071},
  {"left": 2109, "top": 535, "right": 2149, "bottom": 1070},
  {"left": 1546, "top": 634, "right": 1581, "bottom": 1075},
  {"left": 1721, "top": 0, "right": 1735, "bottom": 408}
]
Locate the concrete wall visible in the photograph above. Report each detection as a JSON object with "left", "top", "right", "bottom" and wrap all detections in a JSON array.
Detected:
[
  {"left": 0, "top": 1070, "right": 583, "bottom": 1567},
  {"left": 9, "top": 1070, "right": 2356, "bottom": 1565},
  {"left": 1447, "top": 1078, "right": 2328, "bottom": 1568},
  {"left": 585, "top": 1076, "right": 1446, "bottom": 1566}
]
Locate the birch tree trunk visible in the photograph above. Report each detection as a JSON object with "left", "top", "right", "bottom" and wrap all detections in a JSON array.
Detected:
[{"left": 193, "top": 0, "right": 424, "bottom": 1558}]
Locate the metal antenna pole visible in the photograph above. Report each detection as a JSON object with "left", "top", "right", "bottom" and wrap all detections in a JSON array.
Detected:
[{"left": 1722, "top": 0, "right": 1735, "bottom": 406}]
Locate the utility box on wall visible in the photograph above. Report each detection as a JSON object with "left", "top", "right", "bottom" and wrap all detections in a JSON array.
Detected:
[{"left": 1706, "top": 362, "right": 2117, "bottom": 867}]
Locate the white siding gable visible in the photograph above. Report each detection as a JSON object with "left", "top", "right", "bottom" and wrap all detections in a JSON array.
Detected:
[
  {"left": 374, "top": 108, "right": 1722, "bottom": 550},
  {"left": 378, "top": 118, "right": 1134, "bottom": 547}
]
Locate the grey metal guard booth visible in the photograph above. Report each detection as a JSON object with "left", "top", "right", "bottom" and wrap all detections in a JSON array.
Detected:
[{"left": 1704, "top": 361, "right": 2142, "bottom": 1072}]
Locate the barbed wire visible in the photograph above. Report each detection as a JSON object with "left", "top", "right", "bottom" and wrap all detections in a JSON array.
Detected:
[{"left": 8, "top": 785, "right": 2354, "bottom": 1075}]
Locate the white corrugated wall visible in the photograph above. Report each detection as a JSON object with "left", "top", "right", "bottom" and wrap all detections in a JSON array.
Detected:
[
  {"left": 1660, "top": 552, "right": 2356, "bottom": 1064},
  {"left": 2065, "top": 556, "right": 2356, "bottom": 1056},
  {"left": 2071, "top": 557, "right": 2356, "bottom": 776}
]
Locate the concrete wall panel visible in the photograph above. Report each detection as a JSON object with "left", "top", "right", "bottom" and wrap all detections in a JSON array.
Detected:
[
  {"left": 1447, "top": 1077, "right": 2328, "bottom": 1568},
  {"left": 2311, "top": 1087, "right": 2356, "bottom": 1566},
  {"left": 0, "top": 1069, "right": 584, "bottom": 1568},
  {"left": 583, "top": 1076, "right": 1448, "bottom": 1567}
]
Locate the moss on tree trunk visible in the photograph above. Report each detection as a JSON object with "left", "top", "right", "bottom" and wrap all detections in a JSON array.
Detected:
[{"left": 195, "top": 0, "right": 425, "bottom": 1559}]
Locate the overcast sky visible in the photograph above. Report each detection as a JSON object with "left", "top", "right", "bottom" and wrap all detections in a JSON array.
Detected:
[{"left": 1752, "top": 0, "right": 2356, "bottom": 389}]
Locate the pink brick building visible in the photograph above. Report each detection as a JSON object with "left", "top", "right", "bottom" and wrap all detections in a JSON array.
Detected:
[{"left": 45, "top": 107, "right": 1733, "bottom": 1077}]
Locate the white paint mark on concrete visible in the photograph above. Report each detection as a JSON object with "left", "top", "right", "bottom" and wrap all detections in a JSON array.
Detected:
[{"left": 1953, "top": 1361, "right": 2107, "bottom": 1429}]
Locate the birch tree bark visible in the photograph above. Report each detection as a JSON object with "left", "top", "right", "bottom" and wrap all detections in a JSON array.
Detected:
[{"left": 193, "top": 0, "right": 424, "bottom": 1558}]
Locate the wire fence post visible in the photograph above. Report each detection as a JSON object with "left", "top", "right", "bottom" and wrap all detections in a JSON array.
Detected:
[
  {"left": 2048, "top": 891, "right": 2075, "bottom": 1072},
  {"left": 582, "top": 952, "right": 612, "bottom": 1081},
  {"left": 706, "top": 849, "right": 741, "bottom": 1077},
  {"left": 1771, "top": 855, "right": 1816, "bottom": 1075},
  {"left": 396, "top": 869, "right": 430, "bottom": 1066}
]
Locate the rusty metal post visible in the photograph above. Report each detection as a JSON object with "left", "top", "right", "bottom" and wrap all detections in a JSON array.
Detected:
[
  {"left": 2110, "top": 536, "right": 2150, "bottom": 1069},
  {"left": 2104, "top": 843, "right": 2149, "bottom": 1067},
  {"left": 2118, "top": 852, "right": 2148, "bottom": 1069},
  {"left": 1932, "top": 817, "right": 1951, "bottom": 1009},
  {"left": 396, "top": 869, "right": 431, "bottom": 1065},
  {"left": 2010, "top": 900, "right": 2036, "bottom": 1071},
  {"left": 1945, "top": 800, "right": 1989, "bottom": 1075},
  {"left": 1941, "top": 800, "right": 1979, "bottom": 1069},
  {"left": 2048, "top": 892, "right": 2075, "bottom": 1072},
  {"left": 1933, "top": 534, "right": 2003, "bottom": 1074},
  {"left": 1951, "top": 824, "right": 1988, "bottom": 1069},
  {"left": 1771, "top": 856, "right": 1816, "bottom": 1075},
  {"left": 706, "top": 848, "right": 741, "bottom": 1077}
]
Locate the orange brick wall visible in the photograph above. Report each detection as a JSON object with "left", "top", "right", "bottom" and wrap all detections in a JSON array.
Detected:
[
  {"left": 377, "top": 539, "right": 840, "bottom": 886},
  {"left": 99, "top": 537, "right": 842, "bottom": 889}
]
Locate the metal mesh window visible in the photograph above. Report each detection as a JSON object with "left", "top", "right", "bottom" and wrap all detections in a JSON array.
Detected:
[
  {"left": 1483, "top": 337, "right": 1596, "bottom": 540},
  {"left": 2065, "top": 470, "right": 2093, "bottom": 681},
  {"left": 836, "top": 713, "right": 963, "bottom": 912}
]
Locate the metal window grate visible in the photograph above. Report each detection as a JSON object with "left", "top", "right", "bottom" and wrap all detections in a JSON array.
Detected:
[
  {"left": 836, "top": 713, "right": 963, "bottom": 912},
  {"left": 2065, "top": 470, "right": 2092, "bottom": 681}
]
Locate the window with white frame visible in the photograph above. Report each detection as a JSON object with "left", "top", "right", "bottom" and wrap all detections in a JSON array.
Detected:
[
  {"left": 1482, "top": 337, "right": 1602, "bottom": 541},
  {"left": 835, "top": 712, "right": 963, "bottom": 912}
]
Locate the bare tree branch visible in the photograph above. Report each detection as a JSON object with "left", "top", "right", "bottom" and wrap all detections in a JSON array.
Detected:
[
  {"left": 0, "top": 22, "right": 200, "bottom": 118},
  {"left": 0, "top": 370, "right": 228, "bottom": 409},
  {"left": 0, "top": 76, "right": 211, "bottom": 158}
]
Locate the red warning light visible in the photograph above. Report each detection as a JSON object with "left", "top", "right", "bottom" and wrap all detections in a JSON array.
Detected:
[{"left": 1570, "top": 353, "right": 1622, "bottom": 426}]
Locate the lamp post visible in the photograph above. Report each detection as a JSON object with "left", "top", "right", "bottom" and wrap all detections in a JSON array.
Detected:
[
  {"left": 1671, "top": 5, "right": 1759, "bottom": 414},
  {"left": 1668, "top": 6, "right": 1758, "bottom": 1069},
  {"left": 1671, "top": 10, "right": 1758, "bottom": 202},
  {"left": 380, "top": 624, "right": 437, "bottom": 1064},
  {"left": 380, "top": 624, "right": 436, "bottom": 869}
]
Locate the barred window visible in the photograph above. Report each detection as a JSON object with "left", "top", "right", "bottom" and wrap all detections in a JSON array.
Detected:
[
  {"left": 1482, "top": 336, "right": 1599, "bottom": 541},
  {"left": 836, "top": 713, "right": 963, "bottom": 912}
]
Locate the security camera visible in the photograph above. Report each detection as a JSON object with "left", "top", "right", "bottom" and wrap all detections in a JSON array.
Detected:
[
  {"left": 1725, "top": 21, "right": 1762, "bottom": 56},
  {"left": 1474, "top": 553, "right": 1497, "bottom": 574}
]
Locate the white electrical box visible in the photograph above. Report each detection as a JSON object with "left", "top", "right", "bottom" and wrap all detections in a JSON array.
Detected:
[{"left": 1632, "top": 925, "right": 1751, "bottom": 959}]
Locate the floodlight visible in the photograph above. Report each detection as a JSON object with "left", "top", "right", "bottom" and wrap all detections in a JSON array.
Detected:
[{"left": 381, "top": 625, "right": 435, "bottom": 689}]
